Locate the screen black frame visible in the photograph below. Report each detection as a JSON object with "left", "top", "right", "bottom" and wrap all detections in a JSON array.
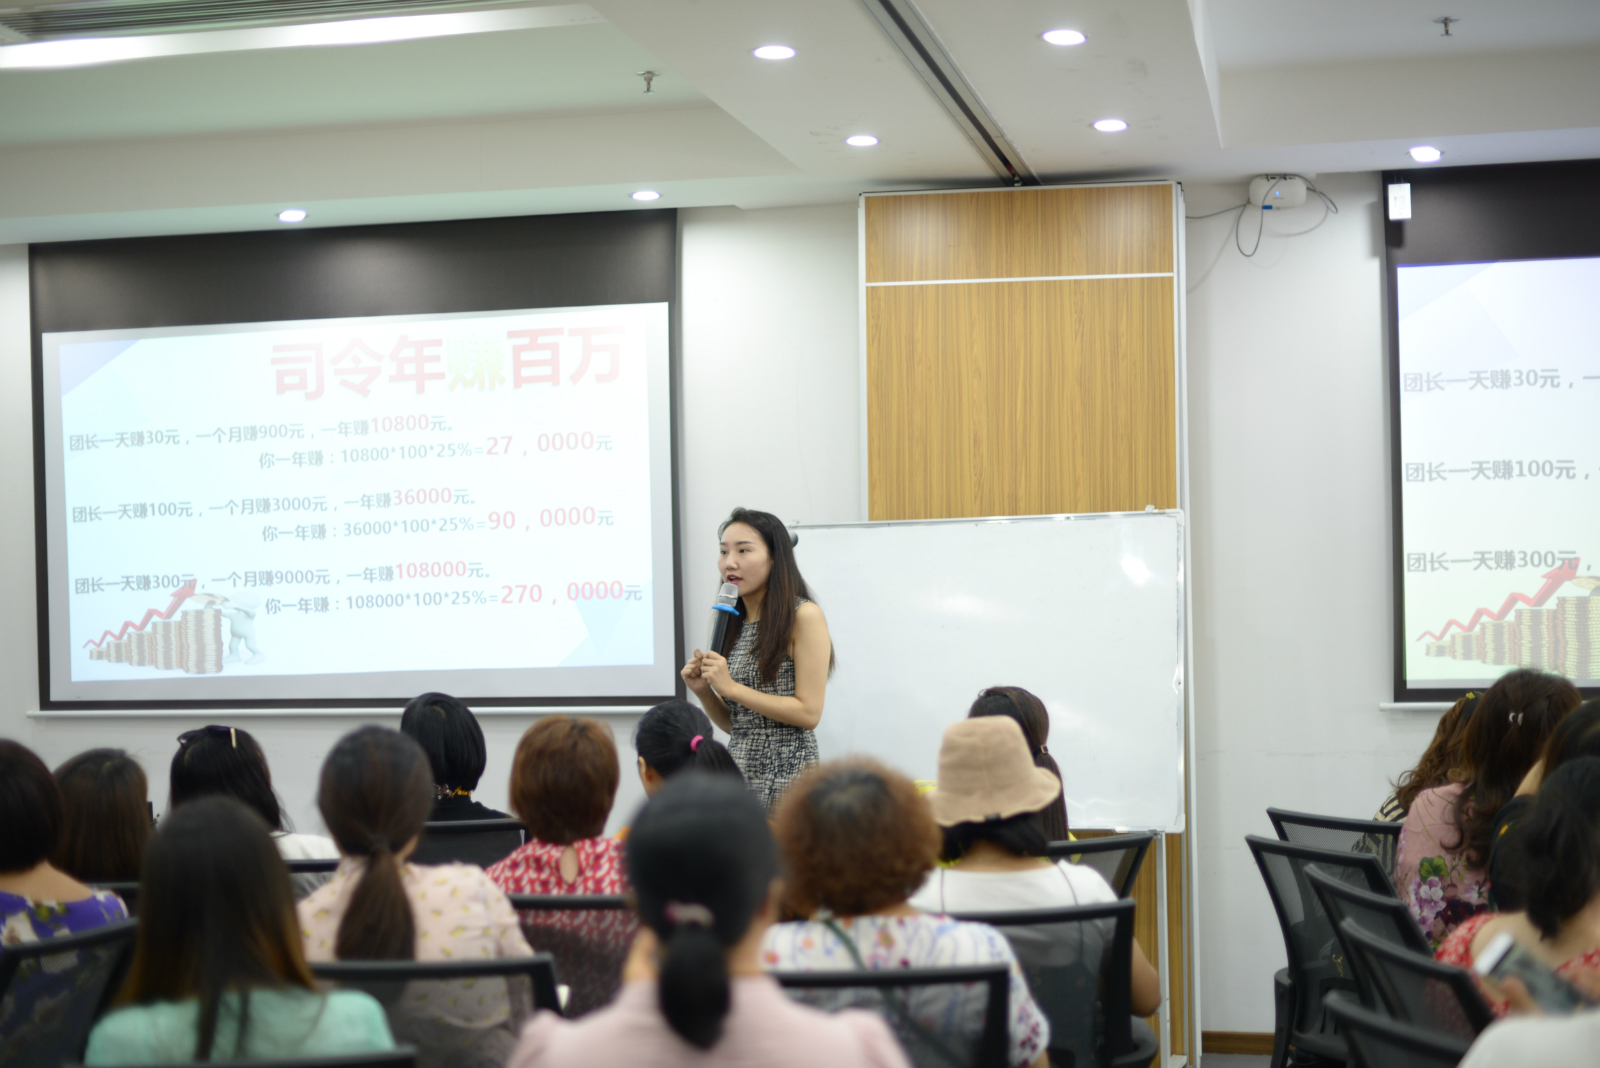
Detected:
[
  {"left": 1386, "top": 158, "right": 1600, "bottom": 702},
  {"left": 31, "top": 210, "right": 685, "bottom": 710}
]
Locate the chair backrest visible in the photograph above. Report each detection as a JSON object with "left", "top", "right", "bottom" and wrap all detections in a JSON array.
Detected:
[
  {"left": 67, "top": 1048, "right": 423, "bottom": 1068},
  {"left": 1305, "top": 864, "right": 1430, "bottom": 1009},
  {"left": 1246, "top": 834, "right": 1394, "bottom": 1044},
  {"left": 774, "top": 964, "right": 1010, "bottom": 1068},
  {"left": 950, "top": 899, "right": 1137, "bottom": 1068},
  {"left": 311, "top": 956, "right": 558, "bottom": 1068},
  {"left": 1045, "top": 833, "right": 1157, "bottom": 899},
  {"left": 287, "top": 859, "right": 341, "bottom": 875},
  {"left": 1324, "top": 997, "right": 1471, "bottom": 1068},
  {"left": 0, "top": 919, "right": 138, "bottom": 1066},
  {"left": 88, "top": 882, "right": 140, "bottom": 914},
  {"left": 1338, "top": 920, "right": 1493, "bottom": 1041},
  {"left": 507, "top": 894, "right": 636, "bottom": 1018},
  {"left": 408, "top": 819, "right": 525, "bottom": 867},
  {"left": 1268, "top": 808, "right": 1402, "bottom": 878}
]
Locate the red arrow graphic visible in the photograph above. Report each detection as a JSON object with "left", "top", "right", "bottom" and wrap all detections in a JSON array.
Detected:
[
  {"left": 1414, "top": 561, "right": 1579, "bottom": 642},
  {"left": 83, "top": 580, "right": 198, "bottom": 647}
]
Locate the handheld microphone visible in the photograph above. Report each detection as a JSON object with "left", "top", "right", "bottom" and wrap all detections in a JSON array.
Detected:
[{"left": 709, "top": 582, "right": 740, "bottom": 656}]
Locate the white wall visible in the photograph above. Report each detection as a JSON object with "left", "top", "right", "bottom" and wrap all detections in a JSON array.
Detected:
[
  {"left": 1184, "top": 172, "right": 1441, "bottom": 1033},
  {"left": 0, "top": 187, "right": 1438, "bottom": 1038},
  {"left": 0, "top": 201, "right": 861, "bottom": 840}
]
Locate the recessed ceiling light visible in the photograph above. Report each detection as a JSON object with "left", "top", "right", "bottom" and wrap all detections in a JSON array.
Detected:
[
  {"left": 1409, "top": 145, "right": 1443, "bottom": 163},
  {"left": 277, "top": 208, "right": 307, "bottom": 223},
  {"left": 845, "top": 134, "right": 879, "bottom": 147},
  {"left": 631, "top": 190, "right": 661, "bottom": 201},
  {"left": 1042, "top": 29, "right": 1086, "bottom": 46},
  {"left": 752, "top": 45, "right": 796, "bottom": 60},
  {"left": 1092, "top": 118, "right": 1127, "bottom": 133}
]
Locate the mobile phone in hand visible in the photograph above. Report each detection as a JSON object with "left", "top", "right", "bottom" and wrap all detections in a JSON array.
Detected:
[{"left": 1472, "top": 932, "right": 1594, "bottom": 1015}]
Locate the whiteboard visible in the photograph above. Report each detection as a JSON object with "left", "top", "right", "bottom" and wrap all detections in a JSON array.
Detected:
[{"left": 796, "top": 511, "right": 1185, "bottom": 832}]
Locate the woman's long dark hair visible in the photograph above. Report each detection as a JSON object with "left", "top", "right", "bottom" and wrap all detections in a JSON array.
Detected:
[
  {"left": 1392, "top": 692, "right": 1479, "bottom": 815},
  {"left": 1453, "top": 669, "right": 1579, "bottom": 869},
  {"left": 169, "top": 725, "right": 286, "bottom": 832},
  {"left": 626, "top": 774, "right": 778, "bottom": 1049},
  {"left": 53, "top": 748, "right": 151, "bottom": 883},
  {"left": 968, "top": 686, "right": 1069, "bottom": 840},
  {"left": 718, "top": 508, "right": 834, "bottom": 685},
  {"left": 399, "top": 691, "right": 488, "bottom": 794},
  {"left": 1517, "top": 757, "right": 1600, "bottom": 940},
  {"left": 116, "top": 796, "right": 316, "bottom": 1062},
  {"left": 635, "top": 700, "right": 743, "bottom": 782},
  {"left": 317, "top": 727, "right": 433, "bottom": 960}
]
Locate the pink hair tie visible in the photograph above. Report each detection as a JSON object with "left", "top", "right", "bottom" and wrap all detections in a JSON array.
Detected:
[{"left": 690, "top": 734, "right": 704, "bottom": 752}]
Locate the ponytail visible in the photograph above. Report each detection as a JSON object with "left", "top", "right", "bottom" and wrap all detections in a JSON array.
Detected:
[
  {"left": 317, "top": 727, "right": 433, "bottom": 961},
  {"left": 626, "top": 775, "right": 778, "bottom": 1051},
  {"left": 658, "top": 913, "right": 731, "bottom": 1048},
  {"left": 335, "top": 838, "right": 416, "bottom": 961},
  {"left": 1517, "top": 756, "right": 1600, "bottom": 941},
  {"left": 636, "top": 700, "right": 745, "bottom": 785}
]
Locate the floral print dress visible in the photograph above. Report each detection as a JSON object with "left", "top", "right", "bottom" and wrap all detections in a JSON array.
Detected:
[{"left": 1396, "top": 782, "right": 1491, "bottom": 951}]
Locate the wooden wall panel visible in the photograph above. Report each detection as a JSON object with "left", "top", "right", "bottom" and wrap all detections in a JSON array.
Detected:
[
  {"left": 865, "top": 185, "right": 1173, "bottom": 284},
  {"left": 864, "top": 183, "right": 1189, "bottom": 1059},
  {"left": 866, "top": 277, "right": 1175, "bottom": 520}
]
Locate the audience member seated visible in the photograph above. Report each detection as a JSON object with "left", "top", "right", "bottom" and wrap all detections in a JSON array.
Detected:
[
  {"left": 634, "top": 700, "right": 744, "bottom": 799},
  {"left": 299, "top": 725, "right": 531, "bottom": 962},
  {"left": 967, "top": 686, "right": 1069, "bottom": 840},
  {"left": 1436, "top": 757, "right": 1600, "bottom": 1016},
  {"left": 300, "top": 727, "right": 531, "bottom": 1066},
  {"left": 486, "top": 716, "right": 627, "bottom": 895},
  {"left": 170, "top": 724, "right": 340, "bottom": 862},
  {"left": 85, "top": 797, "right": 393, "bottom": 1065},
  {"left": 763, "top": 758, "right": 1051, "bottom": 1068},
  {"left": 400, "top": 691, "right": 511, "bottom": 822},
  {"left": 1458, "top": 971, "right": 1600, "bottom": 1068},
  {"left": 1397, "top": 669, "right": 1578, "bottom": 949},
  {"left": 909, "top": 717, "right": 1162, "bottom": 1017},
  {"left": 52, "top": 748, "right": 151, "bottom": 885},
  {"left": 1489, "top": 699, "right": 1600, "bottom": 911},
  {"left": 0, "top": 740, "right": 127, "bottom": 945},
  {"left": 507, "top": 773, "right": 910, "bottom": 1068},
  {"left": 1377, "top": 691, "right": 1480, "bottom": 823}
]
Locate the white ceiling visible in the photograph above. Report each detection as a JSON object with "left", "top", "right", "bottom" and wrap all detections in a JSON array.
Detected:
[{"left": 0, "top": 0, "right": 1596, "bottom": 241}]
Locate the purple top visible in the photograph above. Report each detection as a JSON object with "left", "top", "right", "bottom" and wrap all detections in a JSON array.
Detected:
[{"left": 1, "top": 888, "right": 128, "bottom": 946}]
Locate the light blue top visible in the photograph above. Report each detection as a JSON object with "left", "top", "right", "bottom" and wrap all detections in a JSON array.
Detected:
[{"left": 84, "top": 987, "right": 393, "bottom": 1065}]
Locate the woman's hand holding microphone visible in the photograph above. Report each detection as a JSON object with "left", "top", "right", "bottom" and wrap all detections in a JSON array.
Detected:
[{"left": 681, "top": 649, "right": 732, "bottom": 696}]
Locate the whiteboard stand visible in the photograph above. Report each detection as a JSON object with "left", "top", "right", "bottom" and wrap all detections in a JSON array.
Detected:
[{"left": 1156, "top": 838, "right": 1170, "bottom": 1068}]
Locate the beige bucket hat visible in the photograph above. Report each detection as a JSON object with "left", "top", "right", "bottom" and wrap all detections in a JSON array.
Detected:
[{"left": 927, "top": 716, "right": 1062, "bottom": 827}]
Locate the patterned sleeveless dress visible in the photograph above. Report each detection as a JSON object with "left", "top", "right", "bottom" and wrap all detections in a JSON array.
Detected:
[{"left": 725, "top": 598, "right": 820, "bottom": 812}]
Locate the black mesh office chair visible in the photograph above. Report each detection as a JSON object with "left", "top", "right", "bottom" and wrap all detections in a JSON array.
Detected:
[
  {"left": 775, "top": 964, "right": 1010, "bottom": 1068},
  {"left": 950, "top": 899, "right": 1156, "bottom": 1068},
  {"left": 1045, "top": 832, "right": 1157, "bottom": 899},
  {"left": 0, "top": 919, "right": 138, "bottom": 1066},
  {"left": 1305, "top": 865, "right": 1431, "bottom": 1010},
  {"left": 507, "top": 894, "right": 636, "bottom": 1017},
  {"left": 408, "top": 819, "right": 524, "bottom": 867},
  {"left": 69, "top": 1049, "right": 422, "bottom": 1068},
  {"left": 1268, "top": 808, "right": 1401, "bottom": 892},
  {"left": 1338, "top": 920, "right": 1492, "bottom": 1041},
  {"left": 311, "top": 956, "right": 558, "bottom": 1068},
  {"left": 1247, "top": 834, "right": 1394, "bottom": 1068},
  {"left": 1325, "top": 997, "right": 1471, "bottom": 1068}
]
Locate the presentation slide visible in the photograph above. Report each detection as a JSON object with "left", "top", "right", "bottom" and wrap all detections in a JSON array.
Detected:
[
  {"left": 41, "top": 303, "right": 677, "bottom": 704},
  {"left": 1398, "top": 256, "right": 1600, "bottom": 691}
]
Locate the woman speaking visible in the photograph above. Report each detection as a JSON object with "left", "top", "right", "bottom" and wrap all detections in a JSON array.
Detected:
[{"left": 682, "top": 508, "right": 833, "bottom": 812}]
